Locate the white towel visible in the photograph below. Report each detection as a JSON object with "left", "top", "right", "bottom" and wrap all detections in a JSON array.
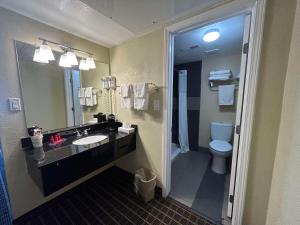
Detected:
[
  {"left": 121, "top": 98, "right": 133, "bottom": 109},
  {"left": 120, "top": 84, "right": 130, "bottom": 97},
  {"left": 85, "top": 87, "right": 94, "bottom": 106},
  {"left": 133, "top": 83, "right": 147, "bottom": 98},
  {"left": 208, "top": 73, "right": 232, "bottom": 81},
  {"left": 210, "top": 70, "right": 232, "bottom": 75},
  {"left": 85, "top": 87, "right": 93, "bottom": 98},
  {"left": 133, "top": 83, "right": 149, "bottom": 110},
  {"left": 92, "top": 89, "right": 97, "bottom": 106},
  {"left": 218, "top": 84, "right": 235, "bottom": 105},
  {"left": 80, "top": 98, "right": 86, "bottom": 106},
  {"left": 78, "top": 88, "right": 85, "bottom": 97},
  {"left": 120, "top": 84, "right": 133, "bottom": 109}
]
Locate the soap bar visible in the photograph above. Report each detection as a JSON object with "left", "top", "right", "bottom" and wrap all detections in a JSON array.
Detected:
[{"left": 118, "top": 127, "right": 135, "bottom": 134}]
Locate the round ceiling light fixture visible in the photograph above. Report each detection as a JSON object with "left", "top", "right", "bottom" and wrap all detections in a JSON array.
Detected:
[{"left": 203, "top": 29, "right": 220, "bottom": 42}]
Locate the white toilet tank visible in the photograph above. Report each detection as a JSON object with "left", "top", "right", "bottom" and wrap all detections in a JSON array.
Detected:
[{"left": 211, "top": 122, "right": 233, "bottom": 141}]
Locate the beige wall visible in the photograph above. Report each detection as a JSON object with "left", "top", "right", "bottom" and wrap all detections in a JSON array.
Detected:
[
  {"left": 0, "top": 0, "right": 297, "bottom": 223},
  {"left": 243, "top": 0, "right": 297, "bottom": 224},
  {"left": 109, "top": 29, "right": 164, "bottom": 186},
  {"left": 199, "top": 53, "right": 241, "bottom": 147},
  {"left": 109, "top": 2, "right": 297, "bottom": 225},
  {"left": 19, "top": 61, "right": 67, "bottom": 130},
  {"left": 266, "top": 0, "right": 300, "bottom": 224},
  {"left": 0, "top": 7, "right": 109, "bottom": 218},
  {"left": 81, "top": 62, "right": 111, "bottom": 122}
]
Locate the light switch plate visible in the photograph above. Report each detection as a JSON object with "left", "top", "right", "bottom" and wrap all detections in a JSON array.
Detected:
[{"left": 8, "top": 98, "right": 22, "bottom": 111}]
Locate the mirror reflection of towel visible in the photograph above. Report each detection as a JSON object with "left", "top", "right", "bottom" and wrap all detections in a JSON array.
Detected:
[{"left": 218, "top": 84, "right": 235, "bottom": 105}]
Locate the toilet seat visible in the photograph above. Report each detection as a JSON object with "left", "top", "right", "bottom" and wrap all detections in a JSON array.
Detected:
[{"left": 209, "top": 140, "right": 232, "bottom": 152}]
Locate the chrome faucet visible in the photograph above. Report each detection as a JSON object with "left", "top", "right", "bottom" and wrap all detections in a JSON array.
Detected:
[
  {"left": 83, "top": 128, "right": 91, "bottom": 136},
  {"left": 74, "top": 129, "right": 82, "bottom": 137}
]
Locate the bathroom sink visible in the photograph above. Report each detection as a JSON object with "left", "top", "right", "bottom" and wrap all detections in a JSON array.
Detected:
[{"left": 72, "top": 135, "right": 108, "bottom": 146}]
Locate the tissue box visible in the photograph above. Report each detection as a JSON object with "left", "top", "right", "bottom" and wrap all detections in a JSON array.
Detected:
[{"left": 118, "top": 127, "right": 135, "bottom": 134}]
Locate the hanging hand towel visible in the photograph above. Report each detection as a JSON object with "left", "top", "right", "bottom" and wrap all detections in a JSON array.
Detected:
[
  {"left": 92, "top": 89, "right": 98, "bottom": 106},
  {"left": 85, "top": 87, "right": 94, "bottom": 106},
  {"left": 120, "top": 84, "right": 133, "bottom": 109},
  {"left": 133, "top": 83, "right": 149, "bottom": 110},
  {"left": 78, "top": 88, "right": 86, "bottom": 106},
  {"left": 218, "top": 84, "right": 235, "bottom": 105},
  {"left": 120, "top": 84, "right": 130, "bottom": 97}
]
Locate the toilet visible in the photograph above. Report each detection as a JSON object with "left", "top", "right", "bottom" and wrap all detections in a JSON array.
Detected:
[{"left": 209, "top": 122, "right": 233, "bottom": 174}]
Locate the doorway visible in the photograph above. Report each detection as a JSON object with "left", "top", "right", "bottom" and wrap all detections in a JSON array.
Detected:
[
  {"left": 162, "top": 1, "right": 266, "bottom": 223},
  {"left": 64, "top": 68, "right": 83, "bottom": 127},
  {"left": 168, "top": 14, "right": 248, "bottom": 224}
]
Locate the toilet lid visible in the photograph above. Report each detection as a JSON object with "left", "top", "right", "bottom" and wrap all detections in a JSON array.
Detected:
[{"left": 209, "top": 140, "right": 232, "bottom": 152}]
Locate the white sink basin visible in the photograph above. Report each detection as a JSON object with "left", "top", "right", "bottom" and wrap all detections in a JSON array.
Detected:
[{"left": 72, "top": 135, "right": 108, "bottom": 146}]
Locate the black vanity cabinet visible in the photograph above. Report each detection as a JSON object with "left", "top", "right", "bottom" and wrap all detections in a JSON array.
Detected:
[{"left": 25, "top": 132, "right": 136, "bottom": 196}]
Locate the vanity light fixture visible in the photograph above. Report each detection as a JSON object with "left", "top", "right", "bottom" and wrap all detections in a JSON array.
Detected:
[
  {"left": 86, "top": 56, "right": 96, "bottom": 69},
  {"left": 33, "top": 37, "right": 97, "bottom": 69},
  {"left": 203, "top": 29, "right": 220, "bottom": 42},
  {"left": 33, "top": 49, "right": 49, "bottom": 63},
  {"left": 79, "top": 59, "right": 89, "bottom": 71},
  {"left": 59, "top": 52, "right": 72, "bottom": 68}
]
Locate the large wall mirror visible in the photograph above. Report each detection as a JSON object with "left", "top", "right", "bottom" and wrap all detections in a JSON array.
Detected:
[{"left": 15, "top": 41, "right": 111, "bottom": 132}]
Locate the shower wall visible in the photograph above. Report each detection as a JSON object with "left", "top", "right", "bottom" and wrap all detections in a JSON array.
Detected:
[{"left": 172, "top": 61, "right": 202, "bottom": 150}]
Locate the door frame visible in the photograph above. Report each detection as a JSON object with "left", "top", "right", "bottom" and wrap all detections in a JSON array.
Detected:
[{"left": 162, "top": 1, "right": 266, "bottom": 225}]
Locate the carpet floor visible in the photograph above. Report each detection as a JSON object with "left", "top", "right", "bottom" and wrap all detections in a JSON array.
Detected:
[{"left": 14, "top": 167, "right": 216, "bottom": 225}]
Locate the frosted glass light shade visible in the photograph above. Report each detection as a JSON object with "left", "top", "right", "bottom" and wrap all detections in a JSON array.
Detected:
[
  {"left": 86, "top": 57, "right": 96, "bottom": 69},
  {"left": 203, "top": 30, "right": 220, "bottom": 42},
  {"left": 59, "top": 53, "right": 72, "bottom": 68},
  {"left": 33, "top": 49, "right": 49, "bottom": 63},
  {"left": 66, "top": 51, "right": 78, "bottom": 65},
  {"left": 39, "top": 44, "right": 55, "bottom": 61},
  {"left": 79, "top": 59, "right": 89, "bottom": 70}
]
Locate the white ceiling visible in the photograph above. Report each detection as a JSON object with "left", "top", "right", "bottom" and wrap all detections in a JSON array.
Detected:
[
  {"left": 174, "top": 15, "right": 245, "bottom": 65},
  {"left": 0, "top": 0, "right": 227, "bottom": 47}
]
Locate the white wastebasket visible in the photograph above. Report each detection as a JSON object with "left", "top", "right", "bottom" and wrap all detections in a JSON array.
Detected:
[{"left": 134, "top": 168, "right": 157, "bottom": 202}]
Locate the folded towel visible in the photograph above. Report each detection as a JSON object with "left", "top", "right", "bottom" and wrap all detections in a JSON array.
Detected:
[
  {"left": 121, "top": 97, "right": 133, "bottom": 109},
  {"left": 208, "top": 73, "right": 232, "bottom": 81},
  {"left": 85, "top": 87, "right": 93, "bottom": 98},
  {"left": 133, "top": 83, "right": 147, "bottom": 98},
  {"left": 120, "top": 84, "right": 133, "bottom": 109},
  {"left": 78, "top": 88, "right": 85, "bottom": 98},
  {"left": 218, "top": 84, "right": 235, "bottom": 105},
  {"left": 210, "top": 70, "right": 232, "bottom": 75},
  {"left": 120, "top": 84, "right": 131, "bottom": 97},
  {"left": 133, "top": 83, "right": 149, "bottom": 110},
  {"left": 79, "top": 98, "right": 86, "bottom": 106},
  {"left": 134, "top": 96, "right": 149, "bottom": 110}
]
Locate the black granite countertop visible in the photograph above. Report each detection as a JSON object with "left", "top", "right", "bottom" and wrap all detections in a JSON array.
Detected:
[{"left": 24, "top": 129, "right": 135, "bottom": 168}]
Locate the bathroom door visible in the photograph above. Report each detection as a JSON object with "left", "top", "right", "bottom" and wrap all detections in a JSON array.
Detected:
[{"left": 227, "top": 14, "right": 252, "bottom": 218}]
